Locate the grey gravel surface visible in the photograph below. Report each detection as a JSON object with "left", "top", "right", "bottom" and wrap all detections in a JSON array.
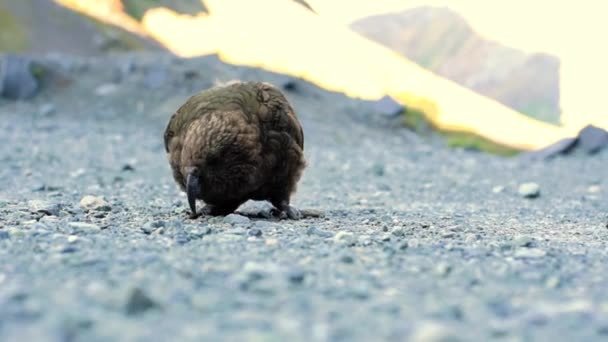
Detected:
[{"left": 1, "top": 52, "right": 607, "bottom": 341}]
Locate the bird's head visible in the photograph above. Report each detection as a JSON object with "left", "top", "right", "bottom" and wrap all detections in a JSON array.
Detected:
[{"left": 163, "top": 112, "right": 180, "bottom": 153}]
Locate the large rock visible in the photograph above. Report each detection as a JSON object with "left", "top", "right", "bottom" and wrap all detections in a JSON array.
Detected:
[
  {"left": 578, "top": 125, "right": 608, "bottom": 154},
  {"left": 520, "top": 137, "right": 578, "bottom": 160},
  {"left": 351, "top": 7, "right": 561, "bottom": 124},
  {"left": 0, "top": 55, "right": 39, "bottom": 100},
  {"left": 521, "top": 124, "right": 608, "bottom": 160},
  {"left": 370, "top": 95, "right": 405, "bottom": 118}
]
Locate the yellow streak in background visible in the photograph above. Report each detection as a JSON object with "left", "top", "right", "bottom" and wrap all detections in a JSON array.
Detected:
[
  {"left": 306, "top": 0, "right": 608, "bottom": 134},
  {"left": 54, "top": 0, "right": 149, "bottom": 36},
  {"left": 143, "top": 0, "right": 571, "bottom": 150}
]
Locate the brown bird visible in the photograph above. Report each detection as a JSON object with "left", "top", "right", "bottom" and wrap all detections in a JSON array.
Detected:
[{"left": 164, "top": 81, "right": 306, "bottom": 219}]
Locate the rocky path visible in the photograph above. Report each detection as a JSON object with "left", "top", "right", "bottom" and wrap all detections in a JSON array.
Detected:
[{"left": 1, "top": 52, "right": 607, "bottom": 341}]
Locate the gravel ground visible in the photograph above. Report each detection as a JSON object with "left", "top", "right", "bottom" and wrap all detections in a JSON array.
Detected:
[{"left": 1, "top": 52, "right": 607, "bottom": 341}]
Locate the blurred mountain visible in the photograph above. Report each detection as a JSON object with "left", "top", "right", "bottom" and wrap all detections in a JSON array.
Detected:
[
  {"left": 350, "top": 6, "right": 562, "bottom": 124},
  {"left": 0, "top": 0, "right": 161, "bottom": 55}
]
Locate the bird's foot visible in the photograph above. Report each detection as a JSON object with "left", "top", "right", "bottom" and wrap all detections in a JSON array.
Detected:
[
  {"left": 187, "top": 204, "right": 215, "bottom": 219},
  {"left": 283, "top": 205, "right": 302, "bottom": 220},
  {"left": 188, "top": 211, "right": 201, "bottom": 220},
  {"left": 257, "top": 206, "right": 281, "bottom": 219},
  {"left": 274, "top": 201, "right": 302, "bottom": 220}
]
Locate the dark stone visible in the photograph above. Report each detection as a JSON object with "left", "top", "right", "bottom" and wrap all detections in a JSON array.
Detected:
[
  {"left": 287, "top": 268, "right": 306, "bottom": 284},
  {"left": 370, "top": 95, "right": 405, "bottom": 118},
  {"left": 520, "top": 137, "right": 578, "bottom": 160},
  {"left": 124, "top": 288, "right": 159, "bottom": 316},
  {"left": 183, "top": 70, "right": 199, "bottom": 80},
  {"left": 121, "top": 164, "right": 135, "bottom": 172},
  {"left": 247, "top": 227, "right": 262, "bottom": 237},
  {"left": 0, "top": 55, "right": 40, "bottom": 100},
  {"left": 340, "top": 254, "right": 355, "bottom": 264},
  {"left": 282, "top": 80, "right": 298, "bottom": 92},
  {"left": 578, "top": 125, "right": 608, "bottom": 154},
  {"left": 60, "top": 246, "right": 78, "bottom": 254},
  {"left": 0, "top": 230, "right": 9, "bottom": 240},
  {"left": 306, "top": 226, "right": 334, "bottom": 238}
]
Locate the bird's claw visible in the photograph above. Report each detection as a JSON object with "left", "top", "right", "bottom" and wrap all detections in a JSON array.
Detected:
[{"left": 280, "top": 205, "right": 301, "bottom": 220}]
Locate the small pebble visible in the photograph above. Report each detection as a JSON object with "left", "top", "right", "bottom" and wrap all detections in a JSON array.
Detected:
[
  {"left": 588, "top": 185, "right": 601, "bottom": 194},
  {"left": 248, "top": 228, "right": 263, "bottom": 237},
  {"left": 39, "top": 103, "right": 56, "bottom": 116},
  {"left": 39, "top": 216, "right": 60, "bottom": 226},
  {"left": 80, "top": 196, "right": 111, "bottom": 212},
  {"left": 306, "top": 226, "right": 334, "bottom": 238},
  {"left": 545, "top": 276, "right": 560, "bottom": 289},
  {"left": 0, "top": 230, "right": 9, "bottom": 240},
  {"left": 187, "top": 226, "right": 211, "bottom": 239},
  {"left": 67, "top": 235, "right": 79, "bottom": 243},
  {"left": 94, "top": 83, "right": 119, "bottom": 96},
  {"left": 408, "top": 238, "right": 420, "bottom": 248},
  {"left": 152, "top": 227, "right": 165, "bottom": 235},
  {"left": 411, "top": 321, "right": 461, "bottom": 342},
  {"left": 464, "top": 234, "right": 478, "bottom": 244},
  {"left": 124, "top": 288, "right": 159, "bottom": 316},
  {"left": 518, "top": 182, "right": 540, "bottom": 198},
  {"left": 358, "top": 235, "right": 372, "bottom": 246},
  {"left": 59, "top": 245, "right": 78, "bottom": 254},
  {"left": 28, "top": 199, "right": 61, "bottom": 216},
  {"left": 265, "top": 238, "right": 279, "bottom": 246},
  {"left": 513, "top": 235, "right": 535, "bottom": 248},
  {"left": 391, "top": 226, "right": 406, "bottom": 237},
  {"left": 435, "top": 262, "right": 452, "bottom": 277},
  {"left": 492, "top": 185, "right": 505, "bottom": 194},
  {"left": 398, "top": 241, "right": 409, "bottom": 250},
  {"left": 141, "top": 221, "right": 165, "bottom": 235},
  {"left": 514, "top": 248, "right": 546, "bottom": 259},
  {"left": 70, "top": 168, "right": 87, "bottom": 178},
  {"left": 241, "top": 262, "right": 273, "bottom": 281},
  {"left": 333, "top": 231, "right": 356, "bottom": 246},
  {"left": 224, "top": 214, "right": 250, "bottom": 226},
  {"left": 174, "top": 232, "right": 190, "bottom": 245},
  {"left": 227, "top": 227, "right": 247, "bottom": 235},
  {"left": 68, "top": 222, "right": 101, "bottom": 231},
  {"left": 287, "top": 268, "right": 306, "bottom": 284},
  {"left": 340, "top": 254, "right": 355, "bottom": 264},
  {"left": 441, "top": 232, "right": 456, "bottom": 239},
  {"left": 350, "top": 284, "right": 371, "bottom": 300},
  {"left": 7, "top": 227, "right": 24, "bottom": 238},
  {"left": 371, "top": 163, "right": 385, "bottom": 176},
  {"left": 121, "top": 164, "right": 135, "bottom": 172}
]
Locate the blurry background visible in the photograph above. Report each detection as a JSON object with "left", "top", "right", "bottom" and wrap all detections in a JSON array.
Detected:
[{"left": 1, "top": 0, "right": 607, "bottom": 153}]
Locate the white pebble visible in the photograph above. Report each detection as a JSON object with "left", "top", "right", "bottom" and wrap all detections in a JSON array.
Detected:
[
  {"left": 333, "top": 231, "right": 355, "bottom": 246},
  {"left": 518, "top": 182, "right": 540, "bottom": 198},
  {"left": 514, "top": 248, "right": 546, "bottom": 259},
  {"left": 80, "top": 195, "right": 111, "bottom": 212}
]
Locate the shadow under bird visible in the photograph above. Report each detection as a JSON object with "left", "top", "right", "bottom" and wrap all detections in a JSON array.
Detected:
[{"left": 164, "top": 81, "right": 306, "bottom": 219}]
